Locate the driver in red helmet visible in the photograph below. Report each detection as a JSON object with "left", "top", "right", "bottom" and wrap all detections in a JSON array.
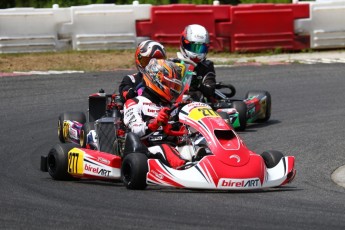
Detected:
[
  {"left": 123, "top": 58, "right": 189, "bottom": 169},
  {"left": 118, "top": 40, "right": 167, "bottom": 102}
]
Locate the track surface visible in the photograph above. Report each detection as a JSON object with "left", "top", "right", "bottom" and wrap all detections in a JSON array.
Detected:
[{"left": 1, "top": 64, "right": 345, "bottom": 229}]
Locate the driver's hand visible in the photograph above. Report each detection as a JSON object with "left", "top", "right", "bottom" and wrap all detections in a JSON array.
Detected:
[
  {"left": 147, "top": 107, "right": 170, "bottom": 131},
  {"left": 157, "top": 107, "right": 169, "bottom": 126}
]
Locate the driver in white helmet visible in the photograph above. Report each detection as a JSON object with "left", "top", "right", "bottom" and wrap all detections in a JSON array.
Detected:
[{"left": 173, "top": 24, "right": 216, "bottom": 103}]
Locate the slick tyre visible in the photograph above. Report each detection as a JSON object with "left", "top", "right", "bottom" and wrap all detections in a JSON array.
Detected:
[
  {"left": 261, "top": 150, "right": 284, "bottom": 168},
  {"left": 121, "top": 153, "right": 148, "bottom": 190},
  {"left": 47, "top": 143, "right": 77, "bottom": 180},
  {"left": 245, "top": 90, "right": 271, "bottom": 122},
  {"left": 232, "top": 101, "right": 247, "bottom": 131},
  {"left": 80, "top": 122, "right": 95, "bottom": 148},
  {"left": 58, "top": 112, "right": 86, "bottom": 143}
]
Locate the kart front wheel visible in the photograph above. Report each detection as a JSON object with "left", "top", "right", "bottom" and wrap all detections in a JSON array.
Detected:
[
  {"left": 58, "top": 112, "right": 86, "bottom": 143},
  {"left": 261, "top": 150, "right": 284, "bottom": 168},
  {"left": 121, "top": 153, "right": 148, "bottom": 190},
  {"left": 47, "top": 143, "right": 77, "bottom": 180}
]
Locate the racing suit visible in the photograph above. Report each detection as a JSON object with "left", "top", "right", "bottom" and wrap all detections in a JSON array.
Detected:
[{"left": 123, "top": 88, "right": 188, "bottom": 169}]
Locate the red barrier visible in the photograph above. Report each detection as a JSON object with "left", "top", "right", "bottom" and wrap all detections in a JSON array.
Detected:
[
  {"left": 136, "top": 4, "right": 232, "bottom": 51},
  {"left": 216, "top": 4, "right": 310, "bottom": 52}
]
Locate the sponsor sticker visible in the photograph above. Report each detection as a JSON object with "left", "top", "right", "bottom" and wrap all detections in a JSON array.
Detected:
[
  {"left": 218, "top": 178, "right": 261, "bottom": 189},
  {"left": 84, "top": 164, "right": 111, "bottom": 177}
]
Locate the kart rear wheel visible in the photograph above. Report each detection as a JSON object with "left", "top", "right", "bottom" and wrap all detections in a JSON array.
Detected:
[
  {"left": 47, "top": 143, "right": 77, "bottom": 180},
  {"left": 80, "top": 122, "right": 95, "bottom": 148},
  {"left": 245, "top": 90, "right": 271, "bottom": 122},
  {"left": 121, "top": 153, "right": 148, "bottom": 190},
  {"left": 232, "top": 101, "right": 247, "bottom": 131},
  {"left": 58, "top": 112, "right": 86, "bottom": 143},
  {"left": 261, "top": 150, "right": 284, "bottom": 168}
]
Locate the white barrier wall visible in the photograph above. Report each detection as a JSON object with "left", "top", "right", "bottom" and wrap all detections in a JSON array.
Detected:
[
  {"left": 295, "top": 0, "right": 345, "bottom": 49},
  {"left": 1, "top": 2, "right": 345, "bottom": 53},
  {"left": 0, "top": 7, "right": 70, "bottom": 53},
  {"left": 60, "top": 4, "right": 151, "bottom": 51},
  {"left": 0, "top": 3, "right": 151, "bottom": 53}
]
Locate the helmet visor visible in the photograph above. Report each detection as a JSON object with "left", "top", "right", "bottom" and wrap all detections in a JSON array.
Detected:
[
  {"left": 163, "top": 76, "right": 182, "bottom": 94},
  {"left": 183, "top": 40, "right": 208, "bottom": 54},
  {"left": 139, "top": 56, "right": 152, "bottom": 68}
]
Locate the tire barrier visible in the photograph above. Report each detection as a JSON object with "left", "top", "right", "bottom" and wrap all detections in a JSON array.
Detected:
[{"left": 1, "top": 1, "right": 345, "bottom": 54}]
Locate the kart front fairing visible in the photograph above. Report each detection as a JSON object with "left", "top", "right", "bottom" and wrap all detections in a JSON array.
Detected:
[
  {"left": 147, "top": 155, "right": 295, "bottom": 190},
  {"left": 147, "top": 102, "right": 295, "bottom": 190}
]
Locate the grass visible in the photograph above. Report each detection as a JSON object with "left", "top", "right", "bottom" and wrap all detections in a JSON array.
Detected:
[
  {"left": 0, "top": 48, "right": 261, "bottom": 72},
  {"left": 1, "top": 48, "right": 341, "bottom": 72}
]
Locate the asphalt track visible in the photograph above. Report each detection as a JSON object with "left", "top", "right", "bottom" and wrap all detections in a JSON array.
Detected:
[{"left": 1, "top": 63, "right": 345, "bottom": 229}]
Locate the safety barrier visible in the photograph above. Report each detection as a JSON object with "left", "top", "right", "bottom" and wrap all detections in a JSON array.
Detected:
[
  {"left": 136, "top": 4, "right": 232, "bottom": 51},
  {"left": 295, "top": 0, "right": 345, "bottom": 49},
  {"left": 0, "top": 3, "right": 151, "bottom": 53},
  {"left": 1, "top": 1, "right": 345, "bottom": 53},
  {"left": 60, "top": 4, "right": 151, "bottom": 51},
  {"left": 0, "top": 7, "right": 70, "bottom": 53},
  {"left": 216, "top": 4, "right": 310, "bottom": 52}
]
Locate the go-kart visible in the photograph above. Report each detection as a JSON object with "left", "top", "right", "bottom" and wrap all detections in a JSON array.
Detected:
[
  {"left": 213, "top": 84, "right": 271, "bottom": 131},
  {"left": 56, "top": 90, "right": 126, "bottom": 155},
  {"left": 177, "top": 59, "right": 271, "bottom": 131},
  {"left": 40, "top": 101, "right": 296, "bottom": 190}
]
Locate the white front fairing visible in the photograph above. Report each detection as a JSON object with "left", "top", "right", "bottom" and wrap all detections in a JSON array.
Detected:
[{"left": 147, "top": 155, "right": 295, "bottom": 190}]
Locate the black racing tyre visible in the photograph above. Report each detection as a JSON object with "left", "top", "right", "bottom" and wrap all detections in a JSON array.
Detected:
[
  {"left": 121, "top": 153, "right": 148, "bottom": 190},
  {"left": 80, "top": 122, "right": 95, "bottom": 148},
  {"left": 232, "top": 101, "right": 247, "bottom": 131},
  {"left": 245, "top": 90, "right": 271, "bottom": 122},
  {"left": 261, "top": 150, "right": 284, "bottom": 168},
  {"left": 58, "top": 112, "right": 86, "bottom": 143},
  {"left": 47, "top": 143, "right": 77, "bottom": 180}
]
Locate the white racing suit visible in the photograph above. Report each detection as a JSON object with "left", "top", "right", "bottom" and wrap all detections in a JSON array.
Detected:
[{"left": 123, "top": 90, "right": 196, "bottom": 169}]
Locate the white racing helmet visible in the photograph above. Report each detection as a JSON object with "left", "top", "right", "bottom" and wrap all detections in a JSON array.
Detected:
[{"left": 180, "top": 24, "right": 210, "bottom": 63}]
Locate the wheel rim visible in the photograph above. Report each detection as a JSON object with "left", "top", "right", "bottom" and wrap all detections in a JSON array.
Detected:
[
  {"left": 58, "top": 120, "right": 61, "bottom": 138},
  {"left": 63, "top": 122, "right": 69, "bottom": 140},
  {"left": 80, "top": 129, "right": 85, "bottom": 147}
]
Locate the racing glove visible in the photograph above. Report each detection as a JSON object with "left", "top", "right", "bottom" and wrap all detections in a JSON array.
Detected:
[{"left": 147, "top": 107, "right": 170, "bottom": 131}]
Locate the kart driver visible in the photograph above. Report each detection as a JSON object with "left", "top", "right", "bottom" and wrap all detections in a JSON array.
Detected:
[
  {"left": 172, "top": 24, "right": 217, "bottom": 103},
  {"left": 118, "top": 40, "right": 167, "bottom": 102},
  {"left": 123, "top": 58, "right": 190, "bottom": 169}
]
